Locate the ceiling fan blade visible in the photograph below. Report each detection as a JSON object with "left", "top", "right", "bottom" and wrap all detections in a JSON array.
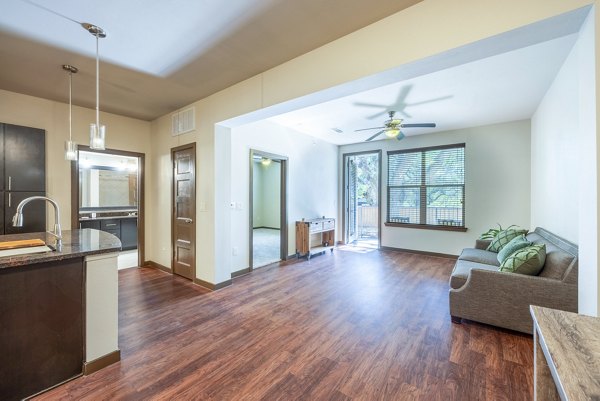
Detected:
[
  {"left": 365, "top": 131, "right": 384, "bottom": 142},
  {"left": 396, "top": 85, "right": 413, "bottom": 104},
  {"left": 354, "top": 101, "right": 389, "bottom": 108},
  {"left": 407, "top": 95, "right": 453, "bottom": 107},
  {"left": 400, "top": 123, "right": 436, "bottom": 128},
  {"left": 396, "top": 132, "right": 406, "bottom": 141},
  {"left": 355, "top": 126, "right": 385, "bottom": 132},
  {"left": 366, "top": 110, "right": 390, "bottom": 120}
]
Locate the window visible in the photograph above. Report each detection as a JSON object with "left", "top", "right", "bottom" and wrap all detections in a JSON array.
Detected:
[{"left": 387, "top": 144, "right": 465, "bottom": 230}]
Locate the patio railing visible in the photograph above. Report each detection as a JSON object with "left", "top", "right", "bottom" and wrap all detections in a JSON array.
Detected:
[{"left": 357, "top": 205, "right": 378, "bottom": 238}]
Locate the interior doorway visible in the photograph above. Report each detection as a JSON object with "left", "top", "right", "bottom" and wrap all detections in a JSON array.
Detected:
[
  {"left": 171, "top": 144, "right": 196, "bottom": 280},
  {"left": 343, "top": 150, "right": 381, "bottom": 248},
  {"left": 71, "top": 146, "right": 145, "bottom": 269},
  {"left": 249, "top": 150, "right": 287, "bottom": 269}
]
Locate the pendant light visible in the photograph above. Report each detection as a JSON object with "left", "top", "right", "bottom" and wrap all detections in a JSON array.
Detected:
[
  {"left": 63, "top": 64, "right": 78, "bottom": 160},
  {"left": 83, "top": 23, "right": 107, "bottom": 150}
]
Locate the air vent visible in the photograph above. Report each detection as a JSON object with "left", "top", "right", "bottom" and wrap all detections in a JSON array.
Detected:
[{"left": 171, "top": 107, "right": 195, "bottom": 136}]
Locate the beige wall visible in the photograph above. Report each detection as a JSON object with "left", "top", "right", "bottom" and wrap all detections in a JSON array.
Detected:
[
  {"left": 147, "top": 0, "right": 594, "bottom": 285},
  {"left": 339, "top": 121, "right": 532, "bottom": 256},
  {"left": 0, "top": 89, "right": 151, "bottom": 239}
]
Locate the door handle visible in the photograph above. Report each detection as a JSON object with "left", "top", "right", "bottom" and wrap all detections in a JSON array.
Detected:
[
  {"left": 8, "top": 176, "right": 11, "bottom": 191},
  {"left": 177, "top": 217, "right": 193, "bottom": 224},
  {"left": 8, "top": 193, "right": 11, "bottom": 208}
]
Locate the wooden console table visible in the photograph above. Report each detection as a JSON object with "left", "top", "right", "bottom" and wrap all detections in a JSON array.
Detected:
[
  {"left": 295, "top": 218, "right": 335, "bottom": 259},
  {"left": 530, "top": 305, "right": 600, "bottom": 400}
]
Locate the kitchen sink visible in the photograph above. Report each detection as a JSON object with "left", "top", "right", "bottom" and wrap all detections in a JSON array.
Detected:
[{"left": 0, "top": 245, "right": 52, "bottom": 258}]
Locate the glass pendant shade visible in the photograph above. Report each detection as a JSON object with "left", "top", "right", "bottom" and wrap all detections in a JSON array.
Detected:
[
  {"left": 65, "top": 140, "right": 77, "bottom": 160},
  {"left": 63, "top": 64, "right": 78, "bottom": 161},
  {"left": 385, "top": 128, "right": 400, "bottom": 138},
  {"left": 90, "top": 123, "right": 106, "bottom": 150}
]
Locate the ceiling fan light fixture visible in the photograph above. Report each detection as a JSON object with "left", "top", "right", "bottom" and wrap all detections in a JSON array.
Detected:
[{"left": 385, "top": 128, "right": 400, "bottom": 138}]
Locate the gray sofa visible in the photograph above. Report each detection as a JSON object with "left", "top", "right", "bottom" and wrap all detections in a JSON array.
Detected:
[{"left": 449, "top": 227, "right": 578, "bottom": 334}]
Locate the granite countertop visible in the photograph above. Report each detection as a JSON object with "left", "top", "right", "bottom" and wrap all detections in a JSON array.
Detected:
[{"left": 0, "top": 229, "right": 121, "bottom": 269}]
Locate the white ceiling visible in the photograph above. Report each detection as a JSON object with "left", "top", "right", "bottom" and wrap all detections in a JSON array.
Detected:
[
  {"left": 0, "top": 0, "right": 421, "bottom": 120},
  {"left": 268, "top": 34, "right": 578, "bottom": 145}
]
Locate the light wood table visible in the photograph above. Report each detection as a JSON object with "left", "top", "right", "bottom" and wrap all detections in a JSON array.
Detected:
[{"left": 530, "top": 306, "right": 600, "bottom": 400}]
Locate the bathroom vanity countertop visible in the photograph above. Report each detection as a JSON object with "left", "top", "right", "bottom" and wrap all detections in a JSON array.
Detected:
[
  {"left": 0, "top": 229, "right": 121, "bottom": 269},
  {"left": 79, "top": 215, "right": 138, "bottom": 221}
]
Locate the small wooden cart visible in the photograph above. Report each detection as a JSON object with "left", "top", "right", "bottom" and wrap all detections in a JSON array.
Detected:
[{"left": 295, "top": 218, "right": 335, "bottom": 259}]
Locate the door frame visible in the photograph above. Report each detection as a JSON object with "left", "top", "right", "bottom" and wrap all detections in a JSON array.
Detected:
[
  {"left": 70, "top": 145, "right": 146, "bottom": 267},
  {"left": 171, "top": 143, "right": 197, "bottom": 280},
  {"left": 342, "top": 150, "right": 382, "bottom": 247},
  {"left": 249, "top": 149, "right": 288, "bottom": 270}
]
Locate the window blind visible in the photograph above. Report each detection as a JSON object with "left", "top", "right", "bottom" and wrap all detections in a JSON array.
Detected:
[{"left": 387, "top": 144, "right": 465, "bottom": 227}]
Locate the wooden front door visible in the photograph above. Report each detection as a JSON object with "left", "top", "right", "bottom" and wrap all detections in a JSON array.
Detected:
[{"left": 172, "top": 145, "right": 196, "bottom": 280}]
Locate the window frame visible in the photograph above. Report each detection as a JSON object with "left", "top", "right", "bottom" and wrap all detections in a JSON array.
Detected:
[{"left": 385, "top": 143, "right": 467, "bottom": 232}]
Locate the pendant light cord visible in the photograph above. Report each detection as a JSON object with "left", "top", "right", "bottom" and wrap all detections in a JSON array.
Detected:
[
  {"left": 68, "top": 69, "right": 72, "bottom": 141},
  {"left": 95, "top": 32, "right": 100, "bottom": 130}
]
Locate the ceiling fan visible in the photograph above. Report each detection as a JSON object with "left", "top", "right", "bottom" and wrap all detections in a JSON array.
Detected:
[{"left": 354, "top": 111, "right": 436, "bottom": 141}]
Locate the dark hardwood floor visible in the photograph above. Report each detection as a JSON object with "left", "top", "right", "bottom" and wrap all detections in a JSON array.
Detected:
[{"left": 35, "top": 248, "right": 533, "bottom": 400}]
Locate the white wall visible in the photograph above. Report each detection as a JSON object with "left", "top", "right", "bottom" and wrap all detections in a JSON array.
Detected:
[
  {"left": 532, "top": 10, "right": 598, "bottom": 316},
  {"left": 339, "top": 121, "right": 531, "bottom": 256},
  {"left": 578, "top": 5, "right": 599, "bottom": 317},
  {"left": 253, "top": 160, "right": 281, "bottom": 229},
  {"left": 531, "top": 41, "right": 580, "bottom": 243},
  {"left": 230, "top": 120, "right": 337, "bottom": 272}
]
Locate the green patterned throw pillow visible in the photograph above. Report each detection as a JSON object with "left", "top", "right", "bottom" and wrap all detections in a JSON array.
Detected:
[
  {"left": 497, "top": 234, "right": 531, "bottom": 264},
  {"left": 499, "top": 244, "right": 546, "bottom": 275},
  {"left": 487, "top": 227, "right": 528, "bottom": 253}
]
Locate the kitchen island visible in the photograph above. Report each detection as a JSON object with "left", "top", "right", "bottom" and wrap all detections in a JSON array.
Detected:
[{"left": 0, "top": 229, "right": 121, "bottom": 400}]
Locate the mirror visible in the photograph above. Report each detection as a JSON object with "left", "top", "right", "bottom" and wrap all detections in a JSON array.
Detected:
[{"left": 79, "top": 151, "right": 139, "bottom": 210}]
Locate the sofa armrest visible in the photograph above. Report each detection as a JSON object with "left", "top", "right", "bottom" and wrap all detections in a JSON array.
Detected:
[
  {"left": 449, "top": 268, "right": 577, "bottom": 333},
  {"left": 475, "top": 239, "right": 492, "bottom": 250}
]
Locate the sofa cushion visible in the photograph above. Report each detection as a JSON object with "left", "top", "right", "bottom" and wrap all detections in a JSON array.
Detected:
[
  {"left": 487, "top": 228, "right": 528, "bottom": 252},
  {"left": 458, "top": 248, "right": 500, "bottom": 266},
  {"left": 450, "top": 259, "right": 499, "bottom": 289},
  {"left": 497, "top": 234, "right": 532, "bottom": 264},
  {"left": 499, "top": 244, "right": 546, "bottom": 275},
  {"left": 527, "top": 232, "right": 576, "bottom": 281}
]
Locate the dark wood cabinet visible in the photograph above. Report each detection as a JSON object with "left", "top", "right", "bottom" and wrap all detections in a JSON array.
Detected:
[
  {"left": 80, "top": 220, "right": 100, "bottom": 230},
  {"left": 79, "top": 217, "right": 137, "bottom": 251},
  {"left": 0, "top": 123, "right": 46, "bottom": 235},
  {"left": 120, "top": 218, "right": 138, "bottom": 250},
  {"left": 3, "top": 123, "right": 46, "bottom": 192},
  {"left": 0, "top": 258, "right": 84, "bottom": 400}
]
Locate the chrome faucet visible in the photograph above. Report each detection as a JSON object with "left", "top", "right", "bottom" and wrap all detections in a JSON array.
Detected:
[{"left": 12, "top": 196, "right": 62, "bottom": 251}]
